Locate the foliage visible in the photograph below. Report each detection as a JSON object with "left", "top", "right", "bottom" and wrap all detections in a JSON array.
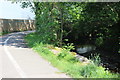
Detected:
[
  {"left": 90, "top": 54, "right": 101, "bottom": 66},
  {"left": 22, "top": 2, "right": 120, "bottom": 78},
  {"left": 25, "top": 33, "right": 119, "bottom": 78},
  {"left": 81, "top": 2, "right": 120, "bottom": 52},
  {"left": 63, "top": 43, "right": 75, "bottom": 51},
  {"left": 95, "top": 37, "right": 103, "bottom": 46},
  {"left": 0, "top": 31, "right": 10, "bottom": 36},
  {"left": 21, "top": 2, "right": 120, "bottom": 53}
]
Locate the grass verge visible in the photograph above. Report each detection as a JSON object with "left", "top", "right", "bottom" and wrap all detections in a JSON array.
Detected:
[
  {"left": 0, "top": 31, "right": 10, "bottom": 36},
  {"left": 25, "top": 32, "right": 120, "bottom": 78}
]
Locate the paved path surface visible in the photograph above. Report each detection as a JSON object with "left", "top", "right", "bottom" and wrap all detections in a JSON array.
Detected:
[{"left": 0, "top": 31, "right": 70, "bottom": 78}]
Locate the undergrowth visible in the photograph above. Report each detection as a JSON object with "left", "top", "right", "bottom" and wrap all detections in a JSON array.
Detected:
[
  {"left": 25, "top": 32, "right": 119, "bottom": 78},
  {"left": 0, "top": 31, "right": 10, "bottom": 36}
]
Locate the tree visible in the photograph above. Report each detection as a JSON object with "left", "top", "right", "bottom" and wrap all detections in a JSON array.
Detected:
[
  {"left": 81, "top": 2, "right": 120, "bottom": 52},
  {"left": 20, "top": 2, "right": 120, "bottom": 53}
]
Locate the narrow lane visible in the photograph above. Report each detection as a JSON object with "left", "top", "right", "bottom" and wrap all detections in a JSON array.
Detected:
[
  {"left": 1, "top": 45, "right": 21, "bottom": 78},
  {"left": 1, "top": 31, "right": 69, "bottom": 78}
]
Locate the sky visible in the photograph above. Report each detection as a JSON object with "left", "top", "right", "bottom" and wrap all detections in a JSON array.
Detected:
[{"left": 0, "top": 1, "right": 35, "bottom": 20}]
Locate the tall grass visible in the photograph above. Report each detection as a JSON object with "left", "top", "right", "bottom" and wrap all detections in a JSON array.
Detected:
[{"left": 25, "top": 33, "right": 119, "bottom": 78}]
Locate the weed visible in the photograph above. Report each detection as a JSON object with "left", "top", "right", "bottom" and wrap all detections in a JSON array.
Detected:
[
  {"left": 63, "top": 43, "right": 75, "bottom": 51},
  {"left": 90, "top": 54, "right": 101, "bottom": 66},
  {"left": 25, "top": 33, "right": 119, "bottom": 78},
  {"left": 0, "top": 31, "right": 10, "bottom": 36}
]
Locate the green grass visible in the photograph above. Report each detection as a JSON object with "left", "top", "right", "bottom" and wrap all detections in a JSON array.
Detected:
[
  {"left": 0, "top": 31, "right": 10, "bottom": 36},
  {"left": 25, "top": 32, "right": 120, "bottom": 78}
]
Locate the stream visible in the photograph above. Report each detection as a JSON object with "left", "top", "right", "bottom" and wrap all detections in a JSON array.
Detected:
[{"left": 75, "top": 44, "right": 120, "bottom": 73}]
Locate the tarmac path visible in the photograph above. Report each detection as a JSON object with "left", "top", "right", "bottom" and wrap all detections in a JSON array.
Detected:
[{"left": 0, "top": 31, "right": 69, "bottom": 78}]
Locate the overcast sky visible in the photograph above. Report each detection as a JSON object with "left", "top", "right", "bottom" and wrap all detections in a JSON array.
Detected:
[{"left": 0, "top": 1, "right": 35, "bottom": 20}]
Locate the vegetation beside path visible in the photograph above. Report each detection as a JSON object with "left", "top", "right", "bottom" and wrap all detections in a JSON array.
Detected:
[
  {"left": 25, "top": 33, "right": 119, "bottom": 78},
  {"left": 0, "top": 31, "right": 10, "bottom": 36}
]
